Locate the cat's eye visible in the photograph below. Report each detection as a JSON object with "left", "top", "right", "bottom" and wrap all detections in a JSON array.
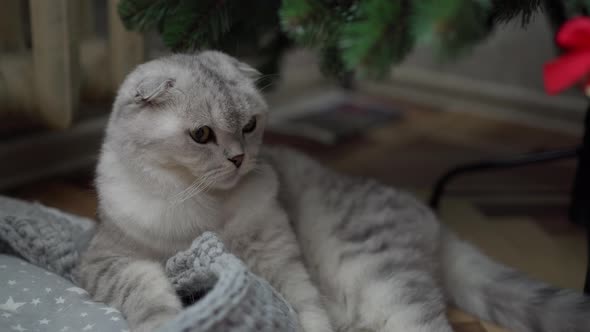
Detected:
[
  {"left": 190, "top": 126, "right": 214, "bottom": 144},
  {"left": 243, "top": 117, "right": 257, "bottom": 134}
]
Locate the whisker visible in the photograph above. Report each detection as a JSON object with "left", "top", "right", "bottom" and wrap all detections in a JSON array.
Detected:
[
  {"left": 258, "top": 82, "right": 276, "bottom": 92},
  {"left": 171, "top": 178, "right": 200, "bottom": 202},
  {"left": 167, "top": 169, "right": 222, "bottom": 208},
  {"left": 255, "top": 73, "right": 280, "bottom": 83},
  {"left": 249, "top": 160, "right": 267, "bottom": 175},
  {"left": 174, "top": 169, "right": 233, "bottom": 205},
  {"left": 252, "top": 167, "right": 266, "bottom": 175},
  {"left": 180, "top": 175, "right": 215, "bottom": 201}
]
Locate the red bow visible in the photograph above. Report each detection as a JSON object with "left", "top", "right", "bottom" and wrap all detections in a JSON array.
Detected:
[{"left": 544, "top": 17, "right": 590, "bottom": 95}]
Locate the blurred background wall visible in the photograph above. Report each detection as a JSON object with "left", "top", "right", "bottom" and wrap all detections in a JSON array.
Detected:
[{"left": 388, "top": 12, "right": 586, "bottom": 132}]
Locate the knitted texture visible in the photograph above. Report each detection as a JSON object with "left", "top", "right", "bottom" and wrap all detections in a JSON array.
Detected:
[
  {"left": 0, "top": 196, "right": 298, "bottom": 332},
  {"left": 0, "top": 197, "right": 90, "bottom": 280},
  {"left": 161, "top": 232, "right": 298, "bottom": 332}
]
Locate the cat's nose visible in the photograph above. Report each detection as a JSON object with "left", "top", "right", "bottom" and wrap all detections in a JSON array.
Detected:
[{"left": 228, "top": 154, "right": 244, "bottom": 168}]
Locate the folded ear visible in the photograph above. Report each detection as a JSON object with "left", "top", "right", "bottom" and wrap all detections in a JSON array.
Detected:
[
  {"left": 234, "top": 60, "right": 261, "bottom": 80},
  {"left": 134, "top": 77, "right": 176, "bottom": 106}
]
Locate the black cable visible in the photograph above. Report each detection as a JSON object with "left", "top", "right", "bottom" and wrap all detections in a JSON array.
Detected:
[
  {"left": 586, "top": 225, "right": 590, "bottom": 293},
  {"left": 429, "top": 147, "right": 580, "bottom": 210}
]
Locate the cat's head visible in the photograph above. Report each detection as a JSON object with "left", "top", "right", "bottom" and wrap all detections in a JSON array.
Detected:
[{"left": 106, "top": 51, "right": 267, "bottom": 191}]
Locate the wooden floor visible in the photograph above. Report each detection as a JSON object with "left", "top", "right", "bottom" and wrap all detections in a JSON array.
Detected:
[{"left": 5, "top": 96, "right": 587, "bottom": 332}]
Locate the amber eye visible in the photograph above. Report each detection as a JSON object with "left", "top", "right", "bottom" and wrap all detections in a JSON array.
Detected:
[
  {"left": 243, "top": 117, "right": 257, "bottom": 134},
  {"left": 190, "top": 126, "right": 214, "bottom": 144}
]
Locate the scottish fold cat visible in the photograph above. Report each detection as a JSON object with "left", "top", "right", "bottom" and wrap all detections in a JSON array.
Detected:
[
  {"left": 78, "top": 51, "right": 332, "bottom": 332},
  {"left": 78, "top": 51, "right": 590, "bottom": 332}
]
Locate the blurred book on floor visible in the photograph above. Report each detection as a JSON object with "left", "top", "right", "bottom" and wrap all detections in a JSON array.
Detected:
[{"left": 268, "top": 100, "right": 402, "bottom": 145}]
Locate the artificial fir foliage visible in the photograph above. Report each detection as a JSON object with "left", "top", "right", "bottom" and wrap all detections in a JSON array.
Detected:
[
  {"left": 118, "top": 0, "right": 589, "bottom": 80},
  {"left": 118, "top": 0, "right": 291, "bottom": 87},
  {"left": 490, "top": 0, "right": 542, "bottom": 24}
]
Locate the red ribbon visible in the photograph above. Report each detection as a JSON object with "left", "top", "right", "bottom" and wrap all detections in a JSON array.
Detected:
[{"left": 544, "top": 17, "right": 590, "bottom": 95}]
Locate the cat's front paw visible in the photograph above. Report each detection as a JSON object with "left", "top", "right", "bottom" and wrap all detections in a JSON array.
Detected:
[
  {"left": 165, "top": 232, "right": 223, "bottom": 274},
  {"left": 165, "top": 231, "right": 226, "bottom": 286},
  {"left": 190, "top": 231, "right": 226, "bottom": 264}
]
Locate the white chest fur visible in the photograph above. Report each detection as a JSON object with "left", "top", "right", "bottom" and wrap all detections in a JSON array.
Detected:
[{"left": 98, "top": 158, "right": 280, "bottom": 258}]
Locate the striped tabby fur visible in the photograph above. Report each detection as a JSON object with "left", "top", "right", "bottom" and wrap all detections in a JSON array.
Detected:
[{"left": 266, "top": 147, "right": 590, "bottom": 332}]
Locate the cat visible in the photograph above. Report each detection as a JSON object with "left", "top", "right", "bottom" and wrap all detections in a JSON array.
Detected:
[
  {"left": 77, "top": 51, "right": 333, "bottom": 332},
  {"left": 77, "top": 50, "right": 590, "bottom": 332},
  {"left": 265, "top": 146, "right": 590, "bottom": 332}
]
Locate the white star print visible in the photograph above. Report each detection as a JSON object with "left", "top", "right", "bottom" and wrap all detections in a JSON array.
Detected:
[
  {"left": 0, "top": 296, "right": 26, "bottom": 312},
  {"left": 22, "top": 288, "right": 29, "bottom": 292},
  {"left": 110, "top": 316, "right": 120, "bottom": 321},
  {"left": 55, "top": 297, "right": 65, "bottom": 304},
  {"left": 11, "top": 324, "right": 26, "bottom": 332},
  {"left": 7, "top": 280, "right": 16, "bottom": 286},
  {"left": 83, "top": 324, "right": 94, "bottom": 330},
  {"left": 31, "top": 298, "right": 40, "bottom": 306},
  {"left": 45, "top": 288, "right": 52, "bottom": 293},
  {"left": 80, "top": 312, "right": 88, "bottom": 317},
  {"left": 100, "top": 307, "right": 119, "bottom": 314},
  {"left": 39, "top": 319, "right": 50, "bottom": 325},
  {"left": 2, "top": 312, "right": 12, "bottom": 318},
  {"left": 60, "top": 327, "right": 70, "bottom": 332}
]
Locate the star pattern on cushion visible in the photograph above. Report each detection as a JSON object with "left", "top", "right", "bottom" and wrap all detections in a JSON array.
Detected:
[{"left": 0, "top": 255, "right": 128, "bottom": 332}]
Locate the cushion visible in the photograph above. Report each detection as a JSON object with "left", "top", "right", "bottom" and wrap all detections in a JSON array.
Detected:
[{"left": 0, "top": 254, "right": 128, "bottom": 332}]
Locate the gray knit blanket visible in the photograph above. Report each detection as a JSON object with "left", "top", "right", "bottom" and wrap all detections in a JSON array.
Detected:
[{"left": 0, "top": 196, "right": 298, "bottom": 332}]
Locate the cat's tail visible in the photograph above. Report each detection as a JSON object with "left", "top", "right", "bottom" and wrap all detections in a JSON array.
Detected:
[{"left": 441, "top": 230, "right": 590, "bottom": 332}]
